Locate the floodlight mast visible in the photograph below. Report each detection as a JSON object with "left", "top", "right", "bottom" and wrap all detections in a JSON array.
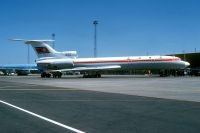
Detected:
[
  {"left": 93, "top": 20, "right": 98, "bottom": 58},
  {"left": 27, "top": 45, "right": 30, "bottom": 64},
  {"left": 52, "top": 33, "right": 55, "bottom": 48}
]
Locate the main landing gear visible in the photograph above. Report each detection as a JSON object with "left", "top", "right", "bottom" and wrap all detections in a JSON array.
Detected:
[
  {"left": 41, "top": 72, "right": 51, "bottom": 78},
  {"left": 41, "top": 72, "right": 62, "bottom": 78}
]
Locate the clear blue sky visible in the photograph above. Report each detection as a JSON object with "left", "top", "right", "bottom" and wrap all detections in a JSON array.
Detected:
[{"left": 0, "top": 0, "right": 200, "bottom": 64}]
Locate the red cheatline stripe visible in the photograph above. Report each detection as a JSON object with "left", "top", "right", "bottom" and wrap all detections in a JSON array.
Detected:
[{"left": 73, "top": 58, "right": 179, "bottom": 64}]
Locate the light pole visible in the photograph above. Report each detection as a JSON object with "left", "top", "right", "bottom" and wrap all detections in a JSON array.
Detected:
[
  {"left": 93, "top": 20, "right": 98, "bottom": 57},
  {"left": 183, "top": 50, "right": 186, "bottom": 61},
  {"left": 52, "top": 33, "right": 55, "bottom": 48},
  {"left": 27, "top": 45, "right": 30, "bottom": 64}
]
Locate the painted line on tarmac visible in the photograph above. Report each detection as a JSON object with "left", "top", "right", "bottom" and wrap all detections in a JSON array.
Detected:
[{"left": 0, "top": 100, "right": 85, "bottom": 133}]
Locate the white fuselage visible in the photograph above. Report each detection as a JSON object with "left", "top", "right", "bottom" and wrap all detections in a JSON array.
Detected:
[{"left": 36, "top": 55, "right": 190, "bottom": 71}]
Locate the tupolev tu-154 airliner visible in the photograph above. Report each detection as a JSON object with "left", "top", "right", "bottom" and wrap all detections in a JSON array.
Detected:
[{"left": 11, "top": 39, "right": 190, "bottom": 78}]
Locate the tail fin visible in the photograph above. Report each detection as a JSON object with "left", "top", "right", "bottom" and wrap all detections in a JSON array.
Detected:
[{"left": 11, "top": 39, "right": 57, "bottom": 58}]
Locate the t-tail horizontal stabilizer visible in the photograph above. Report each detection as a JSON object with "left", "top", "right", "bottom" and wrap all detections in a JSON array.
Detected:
[
  {"left": 10, "top": 39, "right": 57, "bottom": 58},
  {"left": 10, "top": 39, "right": 54, "bottom": 43}
]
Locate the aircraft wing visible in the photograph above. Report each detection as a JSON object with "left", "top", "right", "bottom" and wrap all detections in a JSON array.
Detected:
[{"left": 50, "top": 65, "right": 121, "bottom": 72}]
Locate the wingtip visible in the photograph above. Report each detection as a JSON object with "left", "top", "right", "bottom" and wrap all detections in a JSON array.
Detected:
[{"left": 8, "top": 39, "right": 55, "bottom": 43}]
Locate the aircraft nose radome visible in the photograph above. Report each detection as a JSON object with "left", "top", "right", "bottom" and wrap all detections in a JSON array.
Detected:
[
  {"left": 184, "top": 61, "right": 190, "bottom": 67},
  {"left": 186, "top": 62, "right": 190, "bottom": 66}
]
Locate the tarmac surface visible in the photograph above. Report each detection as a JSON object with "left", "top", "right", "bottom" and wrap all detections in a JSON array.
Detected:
[{"left": 0, "top": 75, "right": 200, "bottom": 133}]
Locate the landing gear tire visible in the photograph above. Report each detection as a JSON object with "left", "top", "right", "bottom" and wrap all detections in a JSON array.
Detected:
[
  {"left": 41, "top": 72, "right": 51, "bottom": 78},
  {"left": 41, "top": 73, "right": 45, "bottom": 78}
]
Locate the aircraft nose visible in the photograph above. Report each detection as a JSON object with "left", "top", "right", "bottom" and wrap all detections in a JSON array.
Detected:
[{"left": 184, "top": 61, "right": 190, "bottom": 67}]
